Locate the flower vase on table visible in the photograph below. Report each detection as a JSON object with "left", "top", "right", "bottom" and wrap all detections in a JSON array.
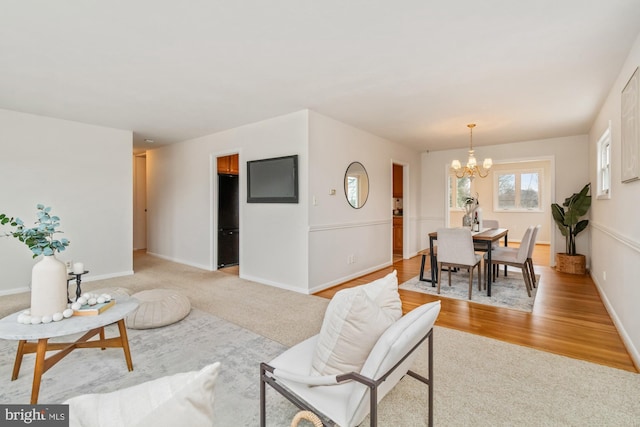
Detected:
[
  {"left": 30, "top": 254, "right": 68, "bottom": 317},
  {"left": 1, "top": 204, "right": 71, "bottom": 318}
]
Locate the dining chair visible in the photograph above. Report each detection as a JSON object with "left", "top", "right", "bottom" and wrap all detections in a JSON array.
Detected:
[
  {"left": 474, "top": 219, "right": 500, "bottom": 277},
  {"left": 484, "top": 226, "right": 534, "bottom": 297},
  {"left": 474, "top": 219, "right": 499, "bottom": 251},
  {"left": 526, "top": 225, "right": 541, "bottom": 288},
  {"left": 482, "top": 219, "right": 499, "bottom": 229},
  {"left": 436, "top": 228, "right": 483, "bottom": 300}
]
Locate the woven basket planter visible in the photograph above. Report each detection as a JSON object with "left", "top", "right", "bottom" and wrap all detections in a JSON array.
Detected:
[{"left": 556, "top": 253, "right": 586, "bottom": 275}]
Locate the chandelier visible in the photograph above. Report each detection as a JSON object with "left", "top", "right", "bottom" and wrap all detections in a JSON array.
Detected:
[{"left": 451, "top": 123, "right": 492, "bottom": 180}]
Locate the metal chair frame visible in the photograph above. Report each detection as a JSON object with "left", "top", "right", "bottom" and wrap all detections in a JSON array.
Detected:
[{"left": 260, "top": 328, "right": 434, "bottom": 427}]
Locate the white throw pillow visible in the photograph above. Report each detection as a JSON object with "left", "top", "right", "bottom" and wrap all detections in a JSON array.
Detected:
[
  {"left": 356, "top": 270, "right": 402, "bottom": 321},
  {"left": 311, "top": 287, "right": 396, "bottom": 376},
  {"left": 64, "top": 362, "right": 220, "bottom": 427}
]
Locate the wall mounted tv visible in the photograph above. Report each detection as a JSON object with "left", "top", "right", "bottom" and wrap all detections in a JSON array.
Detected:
[{"left": 247, "top": 154, "right": 299, "bottom": 203}]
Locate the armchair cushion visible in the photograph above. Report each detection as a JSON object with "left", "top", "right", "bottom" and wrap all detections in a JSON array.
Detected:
[
  {"left": 64, "top": 362, "right": 220, "bottom": 427},
  {"left": 311, "top": 286, "right": 397, "bottom": 376},
  {"left": 355, "top": 270, "right": 402, "bottom": 321}
]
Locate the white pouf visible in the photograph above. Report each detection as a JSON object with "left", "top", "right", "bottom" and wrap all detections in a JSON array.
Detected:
[{"left": 127, "top": 289, "right": 191, "bottom": 329}]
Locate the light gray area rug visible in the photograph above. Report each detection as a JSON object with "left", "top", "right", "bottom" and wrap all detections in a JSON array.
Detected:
[
  {"left": 0, "top": 309, "right": 300, "bottom": 426},
  {"left": 1, "top": 252, "right": 639, "bottom": 426},
  {"left": 399, "top": 269, "right": 539, "bottom": 312}
]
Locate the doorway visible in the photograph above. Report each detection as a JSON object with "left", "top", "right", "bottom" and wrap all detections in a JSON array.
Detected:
[
  {"left": 392, "top": 163, "right": 404, "bottom": 259},
  {"left": 133, "top": 154, "right": 147, "bottom": 250},
  {"left": 217, "top": 154, "right": 239, "bottom": 269}
]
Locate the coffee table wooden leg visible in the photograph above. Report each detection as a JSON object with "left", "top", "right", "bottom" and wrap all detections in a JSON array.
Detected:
[
  {"left": 100, "top": 327, "right": 106, "bottom": 350},
  {"left": 30, "top": 338, "right": 48, "bottom": 404},
  {"left": 11, "top": 340, "right": 26, "bottom": 380},
  {"left": 116, "top": 319, "right": 134, "bottom": 371}
]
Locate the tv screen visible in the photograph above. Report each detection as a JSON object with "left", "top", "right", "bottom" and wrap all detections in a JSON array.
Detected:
[{"left": 247, "top": 155, "right": 298, "bottom": 203}]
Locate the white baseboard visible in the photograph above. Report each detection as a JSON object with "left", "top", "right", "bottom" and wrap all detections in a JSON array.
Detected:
[
  {"left": 307, "top": 261, "right": 394, "bottom": 295},
  {"left": 590, "top": 271, "right": 640, "bottom": 370},
  {"left": 240, "top": 261, "right": 394, "bottom": 296},
  {"left": 145, "top": 251, "right": 211, "bottom": 271},
  {"left": 0, "top": 270, "right": 134, "bottom": 297},
  {"left": 239, "top": 273, "right": 311, "bottom": 295},
  {"left": 80, "top": 270, "right": 134, "bottom": 282},
  {"left": 0, "top": 286, "right": 30, "bottom": 296}
]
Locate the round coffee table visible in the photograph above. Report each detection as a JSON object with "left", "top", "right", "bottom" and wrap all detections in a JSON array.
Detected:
[{"left": 0, "top": 297, "right": 139, "bottom": 404}]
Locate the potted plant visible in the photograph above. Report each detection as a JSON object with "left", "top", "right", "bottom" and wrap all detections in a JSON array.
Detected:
[
  {"left": 551, "top": 183, "right": 591, "bottom": 274},
  {"left": 1, "top": 204, "right": 71, "bottom": 318}
]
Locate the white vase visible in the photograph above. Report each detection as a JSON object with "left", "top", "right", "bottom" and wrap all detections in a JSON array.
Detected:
[{"left": 31, "top": 255, "right": 68, "bottom": 317}]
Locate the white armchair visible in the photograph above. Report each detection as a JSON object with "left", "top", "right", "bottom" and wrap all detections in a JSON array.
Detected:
[{"left": 260, "top": 300, "right": 441, "bottom": 427}]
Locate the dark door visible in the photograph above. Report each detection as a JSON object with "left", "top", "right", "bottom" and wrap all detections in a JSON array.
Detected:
[{"left": 218, "top": 174, "right": 239, "bottom": 268}]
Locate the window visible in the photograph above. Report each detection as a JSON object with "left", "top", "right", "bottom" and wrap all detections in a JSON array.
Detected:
[
  {"left": 597, "top": 123, "right": 611, "bottom": 199},
  {"left": 449, "top": 175, "right": 471, "bottom": 209},
  {"left": 494, "top": 169, "right": 541, "bottom": 211},
  {"left": 346, "top": 175, "right": 361, "bottom": 208}
]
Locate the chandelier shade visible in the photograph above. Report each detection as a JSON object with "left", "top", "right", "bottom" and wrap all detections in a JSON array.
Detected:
[{"left": 451, "top": 124, "right": 492, "bottom": 180}]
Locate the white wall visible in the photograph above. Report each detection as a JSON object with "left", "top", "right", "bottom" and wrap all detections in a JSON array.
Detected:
[
  {"left": 420, "top": 135, "right": 589, "bottom": 266},
  {"left": 0, "top": 109, "right": 133, "bottom": 295},
  {"left": 146, "top": 110, "right": 309, "bottom": 292},
  {"left": 307, "top": 111, "right": 421, "bottom": 292},
  {"left": 146, "top": 109, "right": 421, "bottom": 293},
  {"left": 588, "top": 32, "right": 640, "bottom": 368}
]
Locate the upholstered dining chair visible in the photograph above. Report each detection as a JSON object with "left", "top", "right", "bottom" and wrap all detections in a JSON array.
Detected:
[
  {"left": 484, "top": 226, "right": 535, "bottom": 297},
  {"left": 476, "top": 219, "right": 501, "bottom": 278},
  {"left": 474, "top": 219, "right": 499, "bottom": 251},
  {"left": 526, "top": 225, "right": 541, "bottom": 288},
  {"left": 482, "top": 219, "right": 499, "bottom": 229},
  {"left": 436, "top": 228, "right": 483, "bottom": 300}
]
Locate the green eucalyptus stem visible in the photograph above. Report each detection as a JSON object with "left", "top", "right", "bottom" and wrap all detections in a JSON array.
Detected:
[{"left": 0, "top": 204, "right": 70, "bottom": 258}]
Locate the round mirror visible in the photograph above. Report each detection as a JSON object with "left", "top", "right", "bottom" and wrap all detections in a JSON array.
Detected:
[{"left": 344, "top": 162, "right": 369, "bottom": 209}]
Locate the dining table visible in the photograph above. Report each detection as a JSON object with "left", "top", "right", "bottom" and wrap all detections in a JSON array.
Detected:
[{"left": 419, "top": 227, "right": 509, "bottom": 297}]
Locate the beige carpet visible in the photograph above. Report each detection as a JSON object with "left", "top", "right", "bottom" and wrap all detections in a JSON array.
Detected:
[{"left": 2, "top": 252, "right": 639, "bottom": 426}]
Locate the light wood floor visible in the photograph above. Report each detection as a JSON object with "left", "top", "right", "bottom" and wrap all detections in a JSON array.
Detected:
[{"left": 315, "top": 244, "right": 638, "bottom": 373}]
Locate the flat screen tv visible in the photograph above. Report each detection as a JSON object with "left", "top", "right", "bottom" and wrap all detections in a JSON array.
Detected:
[{"left": 247, "top": 155, "right": 299, "bottom": 203}]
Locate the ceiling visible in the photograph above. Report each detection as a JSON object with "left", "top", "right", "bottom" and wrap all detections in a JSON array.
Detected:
[{"left": 1, "top": 1, "right": 640, "bottom": 154}]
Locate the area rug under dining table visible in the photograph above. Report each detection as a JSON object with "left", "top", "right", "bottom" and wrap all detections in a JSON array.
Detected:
[{"left": 399, "top": 268, "right": 539, "bottom": 312}]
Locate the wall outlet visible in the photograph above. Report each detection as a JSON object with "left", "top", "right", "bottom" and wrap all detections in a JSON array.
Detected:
[
  {"left": 603, "top": 271, "right": 606, "bottom": 281},
  {"left": 347, "top": 254, "right": 355, "bottom": 264}
]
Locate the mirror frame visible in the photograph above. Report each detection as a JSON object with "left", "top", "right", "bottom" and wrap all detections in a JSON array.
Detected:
[{"left": 344, "top": 161, "right": 369, "bottom": 209}]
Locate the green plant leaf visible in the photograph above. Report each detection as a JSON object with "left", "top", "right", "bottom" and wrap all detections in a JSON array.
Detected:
[
  {"left": 574, "top": 219, "right": 589, "bottom": 236},
  {"left": 1, "top": 204, "right": 70, "bottom": 257},
  {"left": 551, "top": 204, "right": 569, "bottom": 237}
]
